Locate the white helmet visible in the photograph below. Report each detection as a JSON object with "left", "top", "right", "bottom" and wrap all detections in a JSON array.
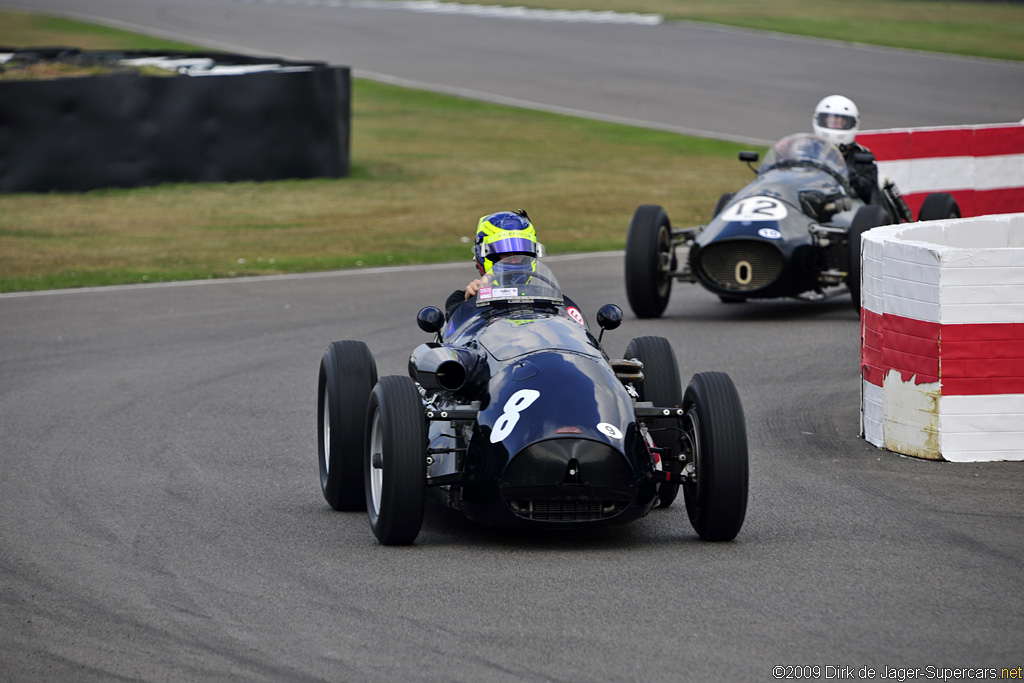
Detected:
[{"left": 813, "top": 95, "right": 859, "bottom": 147}]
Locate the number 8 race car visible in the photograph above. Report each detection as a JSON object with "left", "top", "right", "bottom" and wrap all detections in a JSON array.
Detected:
[
  {"left": 317, "top": 257, "right": 750, "bottom": 545},
  {"left": 625, "top": 133, "right": 962, "bottom": 316}
]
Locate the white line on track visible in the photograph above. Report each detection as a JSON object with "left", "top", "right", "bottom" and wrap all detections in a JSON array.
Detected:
[{"left": 232, "top": 0, "right": 662, "bottom": 25}]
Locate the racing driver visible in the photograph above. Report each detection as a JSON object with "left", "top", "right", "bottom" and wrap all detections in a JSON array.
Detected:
[{"left": 813, "top": 94, "right": 912, "bottom": 222}]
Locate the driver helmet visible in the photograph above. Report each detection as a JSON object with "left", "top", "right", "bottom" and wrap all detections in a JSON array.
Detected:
[
  {"left": 474, "top": 210, "right": 541, "bottom": 276},
  {"left": 813, "top": 95, "right": 860, "bottom": 148}
]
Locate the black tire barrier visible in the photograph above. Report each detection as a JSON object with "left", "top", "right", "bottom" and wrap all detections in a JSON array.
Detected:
[{"left": 0, "top": 48, "right": 350, "bottom": 192}]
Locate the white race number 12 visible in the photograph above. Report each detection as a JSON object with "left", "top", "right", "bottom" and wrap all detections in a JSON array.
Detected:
[{"left": 720, "top": 195, "right": 788, "bottom": 222}]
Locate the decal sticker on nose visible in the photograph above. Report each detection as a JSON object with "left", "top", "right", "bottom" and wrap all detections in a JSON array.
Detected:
[
  {"left": 721, "top": 196, "right": 787, "bottom": 222},
  {"left": 565, "top": 306, "right": 585, "bottom": 326},
  {"left": 597, "top": 423, "right": 622, "bottom": 439}
]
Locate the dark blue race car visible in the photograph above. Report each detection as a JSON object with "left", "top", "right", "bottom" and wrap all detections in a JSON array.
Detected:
[
  {"left": 317, "top": 257, "right": 749, "bottom": 545},
  {"left": 625, "top": 133, "right": 961, "bottom": 316}
]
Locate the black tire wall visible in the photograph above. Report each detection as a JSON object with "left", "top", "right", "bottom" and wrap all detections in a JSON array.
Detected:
[{"left": 0, "top": 50, "right": 350, "bottom": 192}]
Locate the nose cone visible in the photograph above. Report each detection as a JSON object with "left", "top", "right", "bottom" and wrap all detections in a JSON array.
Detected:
[{"left": 499, "top": 438, "right": 636, "bottom": 522}]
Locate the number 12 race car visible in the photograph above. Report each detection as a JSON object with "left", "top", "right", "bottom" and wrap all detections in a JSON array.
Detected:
[
  {"left": 625, "top": 133, "right": 961, "bottom": 316},
  {"left": 317, "top": 257, "right": 749, "bottom": 545}
]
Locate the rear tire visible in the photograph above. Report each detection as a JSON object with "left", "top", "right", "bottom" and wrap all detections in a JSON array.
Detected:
[
  {"left": 681, "top": 372, "right": 748, "bottom": 541},
  {"left": 365, "top": 376, "right": 427, "bottom": 545},
  {"left": 625, "top": 205, "right": 674, "bottom": 319},
  {"left": 917, "top": 193, "right": 961, "bottom": 221},
  {"left": 318, "top": 341, "right": 377, "bottom": 511},
  {"left": 847, "top": 204, "right": 890, "bottom": 312},
  {"left": 625, "top": 336, "right": 683, "bottom": 508}
]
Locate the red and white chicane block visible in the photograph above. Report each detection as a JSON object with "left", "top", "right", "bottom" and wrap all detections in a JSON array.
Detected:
[
  {"left": 860, "top": 213, "right": 1024, "bottom": 462},
  {"left": 858, "top": 122, "right": 1024, "bottom": 218}
]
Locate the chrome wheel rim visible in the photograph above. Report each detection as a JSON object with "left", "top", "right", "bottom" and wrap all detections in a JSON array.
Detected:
[
  {"left": 656, "top": 225, "right": 673, "bottom": 297},
  {"left": 369, "top": 408, "right": 383, "bottom": 515},
  {"left": 322, "top": 391, "right": 331, "bottom": 475},
  {"left": 684, "top": 407, "right": 702, "bottom": 501}
]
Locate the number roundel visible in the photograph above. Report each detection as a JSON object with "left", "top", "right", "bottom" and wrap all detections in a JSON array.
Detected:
[
  {"left": 490, "top": 389, "right": 541, "bottom": 443},
  {"left": 720, "top": 196, "right": 788, "bottom": 222}
]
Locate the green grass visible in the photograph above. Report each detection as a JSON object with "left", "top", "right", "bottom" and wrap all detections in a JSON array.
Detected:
[
  {"left": 0, "top": 78, "right": 755, "bottom": 292},
  {"left": 1, "top": 3, "right": 1020, "bottom": 292},
  {"left": 0, "top": 9, "right": 202, "bottom": 52}
]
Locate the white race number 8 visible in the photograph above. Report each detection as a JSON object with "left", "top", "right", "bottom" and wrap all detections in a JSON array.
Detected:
[{"left": 489, "top": 389, "right": 541, "bottom": 443}]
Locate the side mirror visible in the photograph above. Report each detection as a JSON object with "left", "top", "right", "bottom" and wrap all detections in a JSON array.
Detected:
[
  {"left": 596, "top": 304, "right": 622, "bottom": 331},
  {"left": 417, "top": 306, "right": 445, "bottom": 334},
  {"left": 739, "top": 150, "right": 760, "bottom": 174}
]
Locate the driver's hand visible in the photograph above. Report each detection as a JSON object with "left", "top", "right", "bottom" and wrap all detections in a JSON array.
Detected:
[{"left": 464, "top": 277, "right": 487, "bottom": 300}]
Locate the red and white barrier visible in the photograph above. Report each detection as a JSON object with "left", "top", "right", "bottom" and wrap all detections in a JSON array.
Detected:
[
  {"left": 860, "top": 213, "right": 1024, "bottom": 462},
  {"left": 858, "top": 122, "right": 1024, "bottom": 218}
]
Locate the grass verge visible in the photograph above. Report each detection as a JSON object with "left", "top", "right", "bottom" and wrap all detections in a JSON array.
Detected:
[
  {"left": 0, "top": 9, "right": 761, "bottom": 293},
  {"left": 0, "top": 78, "right": 756, "bottom": 292}
]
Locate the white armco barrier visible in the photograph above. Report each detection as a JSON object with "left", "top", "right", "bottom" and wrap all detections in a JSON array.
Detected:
[{"left": 860, "top": 212, "right": 1024, "bottom": 462}]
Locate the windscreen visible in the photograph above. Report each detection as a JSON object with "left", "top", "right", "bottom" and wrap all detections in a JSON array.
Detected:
[
  {"left": 759, "top": 133, "right": 847, "bottom": 176},
  {"left": 475, "top": 257, "right": 563, "bottom": 306}
]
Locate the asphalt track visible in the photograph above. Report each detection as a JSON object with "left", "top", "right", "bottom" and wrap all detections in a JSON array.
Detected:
[
  {"left": 2, "top": 254, "right": 1022, "bottom": 681},
  {"left": 1, "top": 3, "right": 1023, "bottom": 681}
]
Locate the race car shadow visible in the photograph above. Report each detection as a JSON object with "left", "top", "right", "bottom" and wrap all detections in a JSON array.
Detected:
[
  {"left": 307, "top": 500, "right": 746, "bottom": 549},
  {"left": 414, "top": 504, "right": 716, "bottom": 550},
  {"left": 660, "top": 295, "right": 860, "bottom": 324}
]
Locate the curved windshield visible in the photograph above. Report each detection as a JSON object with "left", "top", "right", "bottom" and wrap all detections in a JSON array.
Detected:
[
  {"left": 475, "top": 257, "right": 563, "bottom": 307},
  {"left": 759, "top": 133, "right": 847, "bottom": 177}
]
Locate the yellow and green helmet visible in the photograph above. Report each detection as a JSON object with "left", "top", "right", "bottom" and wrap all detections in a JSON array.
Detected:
[{"left": 474, "top": 210, "right": 540, "bottom": 275}]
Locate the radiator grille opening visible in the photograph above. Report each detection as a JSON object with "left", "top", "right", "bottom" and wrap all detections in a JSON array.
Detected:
[
  {"left": 698, "top": 240, "right": 784, "bottom": 292},
  {"left": 508, "top": 500, "right": 628, "bottom": 522}
]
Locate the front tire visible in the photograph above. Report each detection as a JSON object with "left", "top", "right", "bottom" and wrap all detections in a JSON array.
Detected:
[
  {"left": 681, "top": 372, "right": 748, "bottom": 541},
  {"left": 365, "top": 376, "right": 427, "bottom": 545},
  {"left": 917, "top": 192, "right": 961, "bottom": 221},
  {"left": 318, "top": 341, "right": 377, "bottom": 511},
  {"left": 625, "top": 204, "right": 674, "bottom": 319},
  {"left": 712, "top": 192, "right": 734, "bottom": 218},
  {"left": 847, "top": 204, "right": 890, "bottom": 312},
  {"left": 625, "top": 336, "right": 683, "bottom": 508}
]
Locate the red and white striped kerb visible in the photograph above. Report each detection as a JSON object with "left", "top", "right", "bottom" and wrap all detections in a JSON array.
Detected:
[{"left": 858, "top": 122, "right": 1024, "bottom": 218}]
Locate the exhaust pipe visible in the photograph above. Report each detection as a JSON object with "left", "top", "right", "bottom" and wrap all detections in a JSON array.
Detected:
[{"left": 408, "top": 343, "right": 479, "bottom": 392}]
